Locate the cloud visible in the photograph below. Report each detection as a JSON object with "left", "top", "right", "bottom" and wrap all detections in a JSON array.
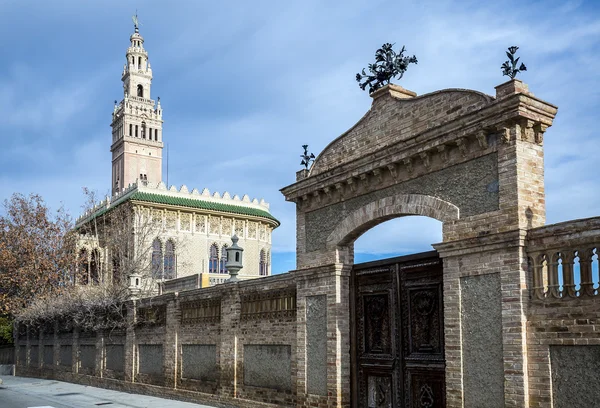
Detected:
[{"left": 0, "top": 0, "right": 598, "bottom": 274}]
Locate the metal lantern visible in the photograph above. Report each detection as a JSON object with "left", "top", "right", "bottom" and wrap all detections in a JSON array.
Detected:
[
  {"left": 128, "top": 272, "right": 142, "bottom": 299},
  {"left": 225, "top": 234, "right": 244, "bottom": 282}
]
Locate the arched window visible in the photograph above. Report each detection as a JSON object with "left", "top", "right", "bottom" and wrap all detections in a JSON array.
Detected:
[
  {"left": 220, "top": 245, "right": 228, "bottom": 274},
  {"left": 259, "top": 249, "right": 267, "bottom": 276},
  {"left": 138, "top": 57, "right": 142, "bottom": 67},
  {"left": 164, "top": 240, "right": 176, "bottom": 279},
  {"left": 141, "top": 121, "right": 146, "bottom": 139},
  {"left": 137, "top": 84, "right": 143, "bottom": 98},
  {"left": 90, "top": 249, "right": 100, "bottom": 284},
  {"left": 209, "top": 244, "right": 219, "bottom": 273},
  {"left": 78, "top": 248, "right": 89, "bottom": 285},
  {"left": 129, "top": 123, "right": 132, "bottom": 136},
  {"left": 151, "top": 239, "right": 162, "bottom": 279},
  {"left": 135, "top": 125, "right": 138, "bottom": 137},
  {"left": 112, "top": 256, "right": 121, "bottom": 285}
]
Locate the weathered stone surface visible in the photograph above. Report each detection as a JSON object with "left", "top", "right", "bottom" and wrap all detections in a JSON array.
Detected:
[
  {"left": 460, "top": 273, "right": 504, "bottom": 408},
  {"left": 43, "top": 345, "right": 53, "bottom": 367},
  {"left": 18, "top": 346, "right": 26, "bottom": 365},
  {"left": 551, "top": 346, "right": 600, "bottom": 408},
  {"left": 105, "top": 345, "right": 124, "bottom": 372},
  {"left": 310, "top": 89, "right": 493, "bottom": 176},
  {"left": 30, "top": 345, "right": 38, "bottom": 367},
  {"left": 138, "top": 344, "right": 163, "bottom": 376},
  {"left": 181, "top": 344, "right": 217, "bottom": 381},
  {"left": 305, "top": 154, "right": 498, "bottom": 252},
  {"left": 243, "top": 344, "right": 291, "bottom": 391},
  {"left": 79, "top": 345, "right": 95, "bottom": 370},
  {"left": 306, "top": 295, "right": 327, "bottom": 396},
  {"left": 59, "top": 345, "right": 72, "bottom": 367}
]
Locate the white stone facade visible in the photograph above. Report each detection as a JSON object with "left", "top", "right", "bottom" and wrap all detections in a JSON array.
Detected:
[{"left": 76, "top": 24, "right": 279, "bottom": 287}]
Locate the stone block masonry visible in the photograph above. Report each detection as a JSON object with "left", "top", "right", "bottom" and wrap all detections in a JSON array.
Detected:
[{"left": 15, "top": 264, "right": 349, "bottom": 408}]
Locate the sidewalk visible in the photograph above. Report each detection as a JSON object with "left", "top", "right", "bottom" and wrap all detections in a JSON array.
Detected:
[{"left": 0, "top": 376, "right": 217, "bottom": 408}]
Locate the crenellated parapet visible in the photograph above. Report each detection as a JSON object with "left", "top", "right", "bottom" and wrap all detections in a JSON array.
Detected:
[{"left": 76, "top": 181, "right": 273, "bottom": 227}]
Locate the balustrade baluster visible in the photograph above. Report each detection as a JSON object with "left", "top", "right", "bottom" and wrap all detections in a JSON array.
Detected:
[
  {"left": 531, "top": 255, "right": 545, "bottom": 299},
  {"left": 548, "top": 253, "right": 561, "bottom": 298},
  {"left": 578, "top": 248, "right": 595, "bottom": 297},
  {"left": 562, "top": 250, "right": 577, "bottom": 297}
]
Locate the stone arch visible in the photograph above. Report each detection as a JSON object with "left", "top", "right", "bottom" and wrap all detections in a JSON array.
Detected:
[{"left": 327, "top": 194, "right": 459, "bottom": 249}]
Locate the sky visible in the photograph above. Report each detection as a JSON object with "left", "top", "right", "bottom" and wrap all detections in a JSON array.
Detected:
[{"left": 0, "top": 0, "right": 599, "bottom": 274}]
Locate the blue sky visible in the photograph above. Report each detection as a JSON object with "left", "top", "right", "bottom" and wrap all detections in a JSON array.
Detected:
[{"left": 0, "top": 0, "right": 599, "bottom": 274}]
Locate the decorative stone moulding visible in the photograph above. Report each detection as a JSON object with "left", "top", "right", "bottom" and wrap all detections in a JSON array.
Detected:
[
  {"left": 291, "top": 131, "right": 490, "bottom": 211},
  {"left": 76, "top": 180, "right": 273, "bottom": 226},
  {"left": 282, "top": 80, "right": 557, "bottom": 212}
]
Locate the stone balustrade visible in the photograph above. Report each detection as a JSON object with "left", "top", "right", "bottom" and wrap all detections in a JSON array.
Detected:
[{"left": 527, "top": 217, "right": 600, "bottom": 300}]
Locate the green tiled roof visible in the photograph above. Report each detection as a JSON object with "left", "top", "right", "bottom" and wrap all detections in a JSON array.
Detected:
[{"left": 129, "top": 191, "right": 280, "bottom": 225}]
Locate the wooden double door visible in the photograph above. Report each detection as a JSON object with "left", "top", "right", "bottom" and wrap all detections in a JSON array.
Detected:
[{"left": 351, "top": 251, "right": 445, "bottom": 408}]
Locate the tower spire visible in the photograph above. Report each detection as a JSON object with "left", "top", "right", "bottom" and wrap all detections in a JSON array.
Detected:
[
  {"left": 132, "top": 11, "right": 139, "bottom": 33},
  {"left": 110, "top": 19, "right": 164, "bottom": 195}
]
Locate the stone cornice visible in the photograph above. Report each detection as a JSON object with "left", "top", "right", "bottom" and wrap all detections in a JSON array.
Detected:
[
  {"left": 433, "top": 228, "right": 527, "bottom": 257},
  {"left": 281, "top": 84, "right": 557, "bottom": 208}
]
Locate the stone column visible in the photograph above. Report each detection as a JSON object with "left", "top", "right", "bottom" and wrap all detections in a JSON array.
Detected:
[
  {"left": 164, "top": 293, "right": 179, "bottom": 388},
  {"left": 124, "top": 300, "right": 136, "bottom": 382},
  {"left": 95, "top": 330, "right": 104, "bottom": 377},
  {"left": 72, "top": 327, "right": 79, "bottom": 374},
  {"left": 295, "top": 264, "right": 351, "bottom": 408},
  {"left": 219, "top": 283, "right": 240, "bottom": 398}
]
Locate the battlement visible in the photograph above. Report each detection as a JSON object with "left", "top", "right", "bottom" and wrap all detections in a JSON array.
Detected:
[{"left": 76, "top": 181, "right": 272, "bottom": 226}]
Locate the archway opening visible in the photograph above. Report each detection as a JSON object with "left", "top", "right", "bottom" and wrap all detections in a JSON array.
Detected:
[
  {"left": 353, "top": 215, "right": 442, "bottom": 264},
  {"left": 349, "top": 215, "right": 445, "bottom": 407}
]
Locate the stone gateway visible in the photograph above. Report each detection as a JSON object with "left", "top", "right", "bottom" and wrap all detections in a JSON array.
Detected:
[{"left": 15, "top": 33, "right": 600, "bottom": 408}]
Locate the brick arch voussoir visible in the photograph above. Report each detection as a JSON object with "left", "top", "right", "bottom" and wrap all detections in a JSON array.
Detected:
[{"left": 327, "top": 194, "right": 459, "bottom": 248}]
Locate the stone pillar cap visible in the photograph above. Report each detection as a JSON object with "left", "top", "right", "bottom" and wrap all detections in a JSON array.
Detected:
[
  {"left": 371, "top": 83, "right": 417, "bottom": 100},
  {"left": 495, "top": 78, "right": 532, "bottom": 99}
]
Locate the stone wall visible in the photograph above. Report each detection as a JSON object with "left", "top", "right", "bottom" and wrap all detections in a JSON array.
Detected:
[
  {"left": 525, "top": 216, "right": 600, "bottom": 407},
  {"left": 14, "top": 264, "right": 349, "bottom": 408}
]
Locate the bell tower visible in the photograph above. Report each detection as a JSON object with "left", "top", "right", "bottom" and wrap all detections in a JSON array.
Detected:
[{"left": 110, "top": 15, "right": 163, "bottom": 195}]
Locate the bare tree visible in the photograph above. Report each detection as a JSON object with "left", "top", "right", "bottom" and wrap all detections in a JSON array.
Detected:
[{"left": 77, "top": 187, "right": 188, "bottom": 294}]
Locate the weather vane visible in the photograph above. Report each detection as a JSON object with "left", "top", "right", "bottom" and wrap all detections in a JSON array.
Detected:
[
  {"left": 300, "top": 145, "right": 315, "bottom": 170},
  {"left": 132, "top": 11, "right": 139, "bottom": 33},
  {"left": 501, "top": 46, "right": 527, "bottom": 79},
  {"left": 356, "top": 43, "right": 417, "bottom": 94}
]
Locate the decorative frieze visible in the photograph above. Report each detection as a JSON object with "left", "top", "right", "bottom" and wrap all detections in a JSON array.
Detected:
[
  {"left": 180, "top": 299, "right": 221, "bottom": 324},
  {"left": 137, "top": 305, "right": 166, "bottom": 326},
  {"left": 241, "top": 288, "right": 296, "bottom": 320}
]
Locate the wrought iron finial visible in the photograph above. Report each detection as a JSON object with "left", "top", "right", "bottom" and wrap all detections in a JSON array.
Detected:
[
  {"left": 356, "top": 43, "right": 417, "bottom": 94},
  {"left": 300, "top": 144, "right": 315, "bottom": 170},
  {"left": 501, "top": 46, "right": 527, "bottom": 79},
  {"left": 132, "top": 11, "right": 139, "bottom": 33}
]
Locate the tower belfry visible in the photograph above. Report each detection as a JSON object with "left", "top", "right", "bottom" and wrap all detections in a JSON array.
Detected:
[{"left": 110, "top": 15, "right": 163, "bottom": 195}]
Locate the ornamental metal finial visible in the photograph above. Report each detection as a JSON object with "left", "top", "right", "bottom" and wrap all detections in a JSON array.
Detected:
[
  {"left": 356, "top": 43, "right": 417, "bottom": 94},
  {"left": 132, "top": 11, "right": 139, "bottom": 33},
  {"left": 501, "top": 46, "right": 527, "bottom": 79},
  {"left": 300, "top": 145, "right": 315, "bottom": 170}
]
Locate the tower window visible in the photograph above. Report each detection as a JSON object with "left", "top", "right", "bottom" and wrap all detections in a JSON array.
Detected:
[
  {"left": 259, "top": 249, "right": 267, "bottom": 276},
  {"left": 141, "top": 121, "right": 146, "bottom": 139},
  {"left": 220, "top": 245, "right": 228, "bottom": 274},
  {"left": 138, "top": 57, "right": 142, "bottom": 67},
  {"left": 129, "top": 124, "right": 132, "bottom": 136},
  {"left": 164, "top": 240, "right": 176, "bottom": 279},
  {"left": 151, "top": 239, "right": 162, "bottom": 279},
  {"left": 137, "top": 84, "right": 143, "bottom": 98},
  {"left": 135, "top": 125, "right": 138, "bottom": 137},
  {"left": 209, "top": 244, "right": 218, "bottom": 274}
]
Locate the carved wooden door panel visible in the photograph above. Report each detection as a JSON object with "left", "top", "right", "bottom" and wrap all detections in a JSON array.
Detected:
[{"left": 351, "top": 252, "right": 445, "bottom": 408}]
